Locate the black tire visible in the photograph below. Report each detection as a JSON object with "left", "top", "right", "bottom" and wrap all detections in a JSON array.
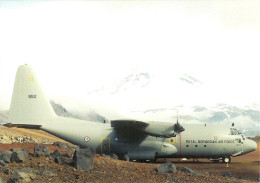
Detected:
[{"left": 222, "top": 157, "right": 231, "bottom": 163}]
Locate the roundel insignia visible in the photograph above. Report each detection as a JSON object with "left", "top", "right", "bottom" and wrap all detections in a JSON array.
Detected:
[{"left": 84, "top": 136, "right": 90, "bottom": 142}]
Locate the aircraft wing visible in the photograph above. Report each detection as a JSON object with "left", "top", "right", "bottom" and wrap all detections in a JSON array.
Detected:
[
  {"left": 111, "top": 120, "right": 149, "bottom": 129},
  {"left": 111, "top": 119, "right": 184, "bottom": 138}
]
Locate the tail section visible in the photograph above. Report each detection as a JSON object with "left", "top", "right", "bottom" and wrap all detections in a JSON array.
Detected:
[{"left": 6, "top": 65, "right": 56, "bottom": 128}]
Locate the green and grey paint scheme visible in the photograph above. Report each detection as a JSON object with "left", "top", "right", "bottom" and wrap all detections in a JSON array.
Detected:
[{"left": 5, "top": 65, "right": 257, "bottom": 163}]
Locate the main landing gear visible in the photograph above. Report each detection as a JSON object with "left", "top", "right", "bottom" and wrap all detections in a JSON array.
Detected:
[{"left": 210, "top": 157, "right": 231, "bottom": 163}]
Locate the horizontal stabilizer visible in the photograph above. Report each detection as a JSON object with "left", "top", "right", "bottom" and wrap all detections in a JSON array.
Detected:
[{"left": 3, "top": 123, "right": 42, "bottom": 129}]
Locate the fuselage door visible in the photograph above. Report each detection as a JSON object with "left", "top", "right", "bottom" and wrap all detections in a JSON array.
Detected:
[
  {"left": 240, "top": 134, "right": 246, "bottom": 153},
  {"left": 101, "top": 137, "right": 110, "bottom": 154},
  {"left": 234, "top": 138, "right": 243, "bottom": 155}
]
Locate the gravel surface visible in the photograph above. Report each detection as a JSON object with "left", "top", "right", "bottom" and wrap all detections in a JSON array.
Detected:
[{"left": 0, "top": 127, "right": 259, "bottom": 182}]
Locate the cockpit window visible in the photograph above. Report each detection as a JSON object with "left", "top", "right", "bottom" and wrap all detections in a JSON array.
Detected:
[
  {"left": 230, "top": 128, "right": 240, "bottom": 135},
  {"left": 241, "top": 134, "right": 246, "bottom": 140},
  {"left": 230, "top": 128, "right": 246, "bottom": 140},
  {"left": 235, "top": 138, "right": 242, "bottom": 143},
  {"left": 237, "top": 130, "right": 242, "bottom": 135}
]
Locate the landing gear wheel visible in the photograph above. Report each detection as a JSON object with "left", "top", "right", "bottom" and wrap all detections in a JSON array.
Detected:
[{"left": 222, "top": 157, "right": 231, "bottom": 163}]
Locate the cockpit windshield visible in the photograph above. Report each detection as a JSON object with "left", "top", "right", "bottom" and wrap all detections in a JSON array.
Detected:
[
  {"left": 237, "top": 129, "right": 242, "bottom": 135},
  {"left": 230, "top": 128, "right": 246, "bottom": 140},
  {"left": 230, "top": 128, "right": 243, "bottom": 135}
]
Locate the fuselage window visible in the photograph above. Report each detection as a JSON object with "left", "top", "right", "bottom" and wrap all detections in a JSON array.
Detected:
[
  {"left": 235, "top": 138, "right": 242, "bottom": 143},
  {"left": 186, "top": 145, "right": 189, "bottom": 147},
  {"left": 241, "top": 134, "right": 246, "bottom": 140},
  {"left": 195, "top": 145, "right": 198, "bottom": 147},
  {"left": 204, "top": 145, "right": 206, "bottom": 147}
]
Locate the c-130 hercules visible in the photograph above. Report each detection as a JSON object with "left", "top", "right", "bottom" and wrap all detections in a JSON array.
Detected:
[{"left": 4, "top": 65, "right": 257, "bottom": 163}]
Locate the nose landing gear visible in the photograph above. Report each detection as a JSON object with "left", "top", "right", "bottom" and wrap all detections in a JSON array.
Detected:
[{"left": 222, "top": 157, "right": 231, "bottom": 163}]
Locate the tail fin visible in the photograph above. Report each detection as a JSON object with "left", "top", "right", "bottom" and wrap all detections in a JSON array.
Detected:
[{"left": 7, "top": 65, "right": 56, "bottom": 128}]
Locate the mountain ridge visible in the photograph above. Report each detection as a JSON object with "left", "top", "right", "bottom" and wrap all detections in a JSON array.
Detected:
[{"left": 0, "top": 101, "right": 106, "bottom": 125}]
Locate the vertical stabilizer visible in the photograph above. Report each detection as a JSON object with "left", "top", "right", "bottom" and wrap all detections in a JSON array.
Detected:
[{"left": 8, "top": 65, "right": 56, "bottom": 127}]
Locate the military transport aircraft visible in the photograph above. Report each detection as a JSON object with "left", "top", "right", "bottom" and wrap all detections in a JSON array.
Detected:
[{"left": 4, "top": 65, "right": 257, "bottom": 163}]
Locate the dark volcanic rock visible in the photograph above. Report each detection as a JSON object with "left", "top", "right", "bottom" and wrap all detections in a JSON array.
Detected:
[
  {"left": 51, "top": 150, "right": 72, "bottom": 164},
  {"left": 102, "top": 154, "right": 110, "bottom": 158},
  {"left": 62, "top": 152, "right": 72, "bottom": 158},
  {"left": 63, "top": 157, "right": 73, "bottom": 164},
  {"left": 102, "top": 153, "right": 121, "bottom": 160},
  {"left": 7, "top": 168, "right": 38, "bottom": 183},
  {"left": 51, "top": 150, "right": 61, "bottom": 159},
  {"left": 55, "top": 156, "right": 64, "bottom": 164},
  {"left": 73, "top": 147, "right": 94, "bottom": 171},
  {"left": 110, "top": 153, "right": 118, "bottom": 159},
  {"left": 34, "top": 145, "right": 50, "bottom": 157},
  {"left": 156, "top": 162, "right": 177, "bottom": 174},
  {"left": 177, "top": 167, "right": 203, "bottom": 177},
  {"left": 221, "top": 172, "right": 233, "bottom": 177},
  {"left": 0, "top": 151, "right": 12, "bottom": 163},
  {"left": 118, "top": 154, "right": 130, "bottom": 162},
  {"left": 0, "top": 160, "right": 6, "bottom": 166},
  {"left": 41, "top": 169, "right": 56, "bottom": 176},
  {"left": 11, "top": 148, "right": 30, "bottom": 156},
  {"left": 3, "top": 168, "right": 13, "bottom": 175},
  {"left": 52, "top": 142, "right": 71, "bottom": 150},
  {"left": 11, "top": 149, "right": 28, "bottom": 163}
]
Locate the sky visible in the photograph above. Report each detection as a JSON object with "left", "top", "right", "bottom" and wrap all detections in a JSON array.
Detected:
[{"left": 0, "top": 0, "right": 260, "bottom": 113}]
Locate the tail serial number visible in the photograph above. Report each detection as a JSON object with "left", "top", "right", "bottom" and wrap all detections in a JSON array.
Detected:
[{"left": 28, "top": 95, "right": 37, "bottom": 98}]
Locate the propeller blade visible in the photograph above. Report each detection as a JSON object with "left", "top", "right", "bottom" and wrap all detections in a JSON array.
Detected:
[{"left": 173, "top": 122, "right": 185, "bottom": 133}]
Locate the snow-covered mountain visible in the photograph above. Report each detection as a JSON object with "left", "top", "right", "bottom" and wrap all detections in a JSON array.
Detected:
[
  {"left": 179, "top": 74, "right": 203, "bottom": 86},
  {"left": 50, "top": 101, "right": 106, "bottom": 122},
  {"left": 0, "top": 110, "right": 8, "bottom": 124},
  {"left": 88, "top": 71, "right": 153, "bottom": 95},
  {"left": 134, "top": 104, "right": 260, "bottom": 136},
  {"left": 87, "top": 70, "right": 204, "bottom": 103},
  {"left": 86, "top": 70, "right": 260, "bottom": 136}
]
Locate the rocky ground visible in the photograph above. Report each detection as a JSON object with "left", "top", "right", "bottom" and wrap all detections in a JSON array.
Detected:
[
  {"left": 0, "top": 127, "right": 68, "bottom": 144},
  {"left": 0, "top": 143, "right": 257, "bottom": 183},
  {"left": 0, "top": 127, "right": 259, "bottom": 183}
]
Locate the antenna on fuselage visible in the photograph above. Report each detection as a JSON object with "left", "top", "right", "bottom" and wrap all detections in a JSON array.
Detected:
[{"left": 176, "top": 110, "right": 179, "bottom": 124}]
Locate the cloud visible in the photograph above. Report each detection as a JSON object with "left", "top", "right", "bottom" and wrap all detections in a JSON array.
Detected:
[{"left": 0, "top": 1, "right": 259, "bottom": 111}]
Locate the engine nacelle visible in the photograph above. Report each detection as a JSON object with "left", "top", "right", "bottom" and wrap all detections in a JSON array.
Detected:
[
  {"left": 144, "top": 122, "right": 185, "bottom": 138},
  {"left": 158, "top": 143, "right": 177, "bottom": 157}
]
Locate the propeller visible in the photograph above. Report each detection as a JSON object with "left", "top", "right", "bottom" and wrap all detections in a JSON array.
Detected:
[
  {"left": 173, "top": 110, "right": 185, "bottom": 133},
  {"left": 164, "top": 110, "right": 185, "bottom": 137}
]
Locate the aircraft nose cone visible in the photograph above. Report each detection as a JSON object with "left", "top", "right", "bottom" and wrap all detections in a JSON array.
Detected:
[
  {"left": 243, "top": 139, "right": 257, "bottom": 154},
  {"left": 252, "top": 140, "right": 257, "bottom": 151}
]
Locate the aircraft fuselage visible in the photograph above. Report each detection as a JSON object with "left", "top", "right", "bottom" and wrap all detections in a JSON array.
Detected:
[
  {"left": 41, "top": 117, "right": 257, "bottom": 162},
  {"left": 7, "top": 65, "right": 257, "bottom": 163}
]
